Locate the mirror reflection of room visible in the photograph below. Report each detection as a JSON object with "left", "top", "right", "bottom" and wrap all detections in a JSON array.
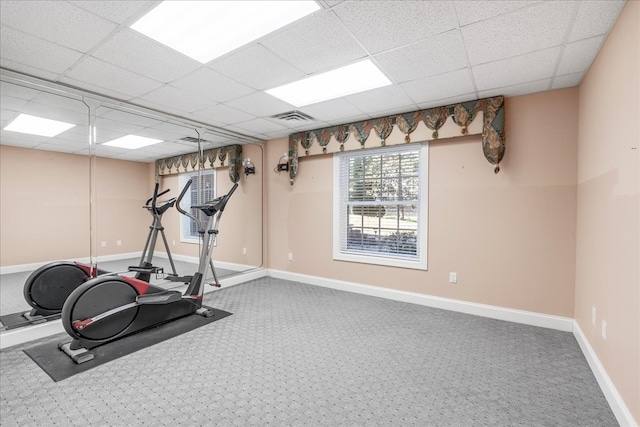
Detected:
[{"left": 0, "top": 76, "right": 263, "bottom": 332}]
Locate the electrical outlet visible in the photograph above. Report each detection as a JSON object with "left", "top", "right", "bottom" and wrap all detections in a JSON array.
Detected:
[
  {"left": 591, "top": 307, "right": 596, "bottom": 325},
  {"left": 242, "top": 247, "right": 247, "bottom": 255},
  {"left": 117, "top": 240, "right": 122, "bottom": 246},
  {"left": 101, "top": 241, "right": 107, "bottom": 248},
  {"left": 288, "top": 253, "right": 293, "bottom": 261},
  {"left": 172, "top": 240, "right": 176, "bottom": 246},
  {"left": 449, "top": 272, "right": 457, "bottom": 284},
  {"left": 601, "top": 320, "right": 607, "bottom": 340}
]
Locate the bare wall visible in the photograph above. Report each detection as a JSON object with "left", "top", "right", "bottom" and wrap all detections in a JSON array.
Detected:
[
  {"left": 265, "top": 87, "right": 578, "bottom": 318},
  {"left": 576, "top": 0, "right": 639, "bottom": 422},
  {"left": 0, "top": 145, "right": 155, "bottom": 267}
]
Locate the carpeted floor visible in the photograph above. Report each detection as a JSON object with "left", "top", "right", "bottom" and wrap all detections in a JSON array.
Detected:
[{"left": 0, "top": 277, "right": 618, "bottom": 426}]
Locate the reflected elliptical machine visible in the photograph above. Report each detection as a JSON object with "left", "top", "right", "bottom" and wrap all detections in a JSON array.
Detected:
[
  {"left": 59, "top": 179, "right": 238, "bottom": 363},
  {"left": 21, "top": 184, "right": 179, "bottom": 323}
]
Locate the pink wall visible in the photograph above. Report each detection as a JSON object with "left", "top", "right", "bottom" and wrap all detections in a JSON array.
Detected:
[
  {"left": 576, "top": 1, "right": 639, "bottom": 421},
  {"left": 265, "top": 87, "right": 579, "bottom": 318}
]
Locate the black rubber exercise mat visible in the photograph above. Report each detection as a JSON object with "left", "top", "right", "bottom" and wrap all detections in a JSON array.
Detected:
[
  {"left": 23, "top": 307, "right": 232, "bottom": 382},
  {"left": 0, "top": 312, "right": 60, "bottom": 330}
]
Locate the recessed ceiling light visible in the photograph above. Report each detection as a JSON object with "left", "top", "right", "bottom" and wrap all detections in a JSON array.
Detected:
[
  {"left": 131, "top": 1, "right": 320, "bottom": 64},
  {"left": 103, "top": 135, "right": 163, "bottom": 149},
  {"left": 265, "top": 60, "right": 392, "bottom": 107},
  {"left": 3, "top": 113, "right": 76, "bottom": 137}
]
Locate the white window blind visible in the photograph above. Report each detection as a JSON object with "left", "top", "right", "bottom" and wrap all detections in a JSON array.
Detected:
[
  {"left": 333, "top": 143, "right": 428, "bottom": 270},
  {"left": 179, "top": 169, "right": 216, "bottom": 242}
]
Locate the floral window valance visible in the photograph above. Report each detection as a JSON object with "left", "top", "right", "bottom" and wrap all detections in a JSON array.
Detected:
[
  {"left": 155, "top": 144, "right": 243, "bottom": 183},
  {"left": 287, "top": 96, "right": 505, "bottom": 184}
]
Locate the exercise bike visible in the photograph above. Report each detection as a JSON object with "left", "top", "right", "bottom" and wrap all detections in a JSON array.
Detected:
[
  {"left": 59, "top": 179, "right": 238, "bottom": 363},
  {"left": 21, "top": 184, "right": 179, "bottom": 323}
]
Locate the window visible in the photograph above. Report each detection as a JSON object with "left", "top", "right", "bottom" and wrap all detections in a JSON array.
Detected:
[
  {"left": 179, "top": 169, "right": 216, "bottom": 242},
  {"left": 333, "top": 143, "right": 428, "bottom": 270}
]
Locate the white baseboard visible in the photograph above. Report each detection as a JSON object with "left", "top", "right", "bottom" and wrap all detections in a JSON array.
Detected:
[
  {"left": 573, "top": 321, "right": 638, "bottom": 427},
  {"left": 268, "top": 269, "right": 574, "bottom": 332}
]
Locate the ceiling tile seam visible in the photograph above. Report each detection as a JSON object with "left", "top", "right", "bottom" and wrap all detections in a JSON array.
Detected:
[
  {"left": 547, "top": 1, "right": 582, "bottom": 91},
  {"left": 451, "top": 1, "right": 480, "bottom": 102},
  {"left": 39, "top": 2, "right": 162, "bottom": 86}
]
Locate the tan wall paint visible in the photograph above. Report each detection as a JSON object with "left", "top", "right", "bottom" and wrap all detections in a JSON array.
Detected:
[
  {"left": 0, "top": 145, "right": 91, "bottom": 265},
  {"left": 576, "top": 1, "right": 640, "bottom": 421},
  {"left": 265, "top": 88, "right": 579, "bottom": 318}
]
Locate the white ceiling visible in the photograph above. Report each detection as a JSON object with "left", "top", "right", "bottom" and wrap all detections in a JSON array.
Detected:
[{"left": 0, "top": 0, "right": 627, "bottom": 162}]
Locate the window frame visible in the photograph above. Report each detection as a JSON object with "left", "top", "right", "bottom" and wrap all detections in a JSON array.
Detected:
[
  {"left": 178, "top": 169, "right": 216, "bottom": 244},
  {"left": 332, "top": 142, "right": 429, "bottom": 270}
]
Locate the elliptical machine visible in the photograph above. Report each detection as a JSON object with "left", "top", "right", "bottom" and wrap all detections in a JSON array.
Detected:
[
  {"left": 21, "top": 184, "right": 178, "bottom": 322},
  {"left": 59, "top": 179, "right": 237, "bottom": 363}
]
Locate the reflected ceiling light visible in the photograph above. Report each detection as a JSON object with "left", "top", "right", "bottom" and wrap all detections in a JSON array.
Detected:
[
  {"left": 103, "top": 135, "right": 163, "bottom": 149},
  {"left": 265, "top": 60, "right": 392, "bottom": 107},
  {"left": 3, "top": 113, "right": 75, "bottom": 137},
  {"left": 131, "top": 1, "right": 320, "bottom": 63}
]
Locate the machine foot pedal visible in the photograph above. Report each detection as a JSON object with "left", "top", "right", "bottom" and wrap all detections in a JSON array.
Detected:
[
  {"left": 196, "top": 307, "right": 215, "bottom": 318},
  {"left": 165, "top": 275, "right": 192, "bottom": 283},
  {"left": 22, "top": 312, "right": 48, "bottom": 324},
  {"left": 136, "top": 291, "right": 182, "bottom": 305},
  {"left": 59, "top": 342, "right": 94, "bottom": 364}
]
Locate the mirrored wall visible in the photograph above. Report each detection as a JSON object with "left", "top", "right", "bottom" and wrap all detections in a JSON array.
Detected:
[{"left": 0, "top": 71, "right": 263, "bottom": 333}]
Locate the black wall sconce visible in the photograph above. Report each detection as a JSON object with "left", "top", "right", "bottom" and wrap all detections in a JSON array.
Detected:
[
  {"left": 242, "top": 158, "right": 256, "bottom": 176},
  {"left": 275, "top": 153, "right": 288, "bottom": 173}
]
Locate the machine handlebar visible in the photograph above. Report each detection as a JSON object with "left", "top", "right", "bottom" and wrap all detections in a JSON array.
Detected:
[{"left": 144, "top": 187, "right": 170, "bottom": 206}]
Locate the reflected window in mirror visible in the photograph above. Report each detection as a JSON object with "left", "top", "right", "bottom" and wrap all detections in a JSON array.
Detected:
[{"left": 179, "top": 170, "right": 216, "bottom": 243}]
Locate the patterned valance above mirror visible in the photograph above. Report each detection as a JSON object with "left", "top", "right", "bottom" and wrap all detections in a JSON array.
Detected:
[
  {"left": 156, "top": 144, "right": 243, "bottom": 183},
  {"left": 287, "top": 96, "right": 505, "bottom": 184}
]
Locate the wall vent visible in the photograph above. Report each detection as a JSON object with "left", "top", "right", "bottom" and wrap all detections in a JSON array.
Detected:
[
  {"left": 271, "top": 110, "right": 315, "bottom": 122},
  {"left": 179, "top": 136, "right": 213, "bottom": 144}
]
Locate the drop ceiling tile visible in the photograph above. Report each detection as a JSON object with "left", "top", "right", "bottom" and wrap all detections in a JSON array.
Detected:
[
  {"left": 333, "top": 1, "right": 457, "bottom": 54},
  {"left": 64, "top": 57, "right": 164, "bottom": 98},
  {"left": 58, "top": 75, "right": 137, "bottom": 101},
  {"left": 478, "top": 79, "right": 551, "bottom": 99},
  {"left": 170, "top": 68, "right": 256, "bottom": 103},
  {"left": 374, "top": 30, "right": 468, "bottom": 83},
  {"left": 40, "top": 137, "right": 87, "bottom": 151},
  {"left": 551, "top": 72, "right": 583, "bottom": 90},
  {"left": 296, "top": 98, "right": 365, "bottom": 123},
  {"left": 91, "top": 29, "right": 200, "bottom": 83},
  {"left": 32, "top": 92, "right": 89, "bottom": 115},
  {"left": 137, "top": 85, "right": 217, "bottom": 114},
  {"left": 225, "top": 91, "right": 295, "bottom": 118},
  {"left": 190, "top": 104, "right": 257, "bottom": 126},
  {"left": 0, "top": 1, "right": 117, "bottom": 52},
  {"left": 95, "top": 117, "right": 144, "bottom": 135},
  {"left": 0, "top": 26, "right": 84, "bottom": 74},
  {"left": 0, "top": 130, "right": 49, "bottom": 147},
  {"left": 233, "top": 118, "right": 289, "bottom": 135},
  {"left": 69, "top": 1, "right": 156, "bottom": 25},
  {"left": 568, "top": 0, "right": 626, "bottom": 42},
  {"left": 401, "top": 68, "right": 476, "bottom": 105},
  {"left": 556, "top": 36, "right": 604, "bottom": 76},
  {"left": 97, "top": 108, "right": 169, "bottom": 128},
  {"left": 261, "top": 10, "right": 367, "bottom": 74},
  {"left": 453, "top": 1, "right": 540, "bottom": 26},
  {"left": 0, "top": 95, "right": 28, "bottom": 113},
  {"left": 0, "top": 81, "right": 40, "bottom": 101},
  {"left": 417, "top": 93, "right": 477, "bottom": 110},
  {"left": 211, "top": 44, "right": 306, "bottom": 91},
  {"left": 462, "top": 1, "right": 575, "bottom": 65},
  {"left": 19, "top": 102, "right": 87, "bottom": 125},
  {"left": 343, "top": 85, "right": 416, "bottom": 116},
  {"left": 472, "top": 47, "right": 561, "bottom": 91}
]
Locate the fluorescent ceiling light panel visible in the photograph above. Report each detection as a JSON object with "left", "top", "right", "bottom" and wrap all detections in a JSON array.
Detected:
[
  {"left": 103, "top": 135, "right": 163, "bottom": 149},
  {"left": 266, "top": 60, "right": 392, "bottom": 107},
  {"left": 131, "top": 1, "right": 320, "bottom": 63},
  {"left": 3, "top": 113, "right": 75, "bottom": 137}
]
